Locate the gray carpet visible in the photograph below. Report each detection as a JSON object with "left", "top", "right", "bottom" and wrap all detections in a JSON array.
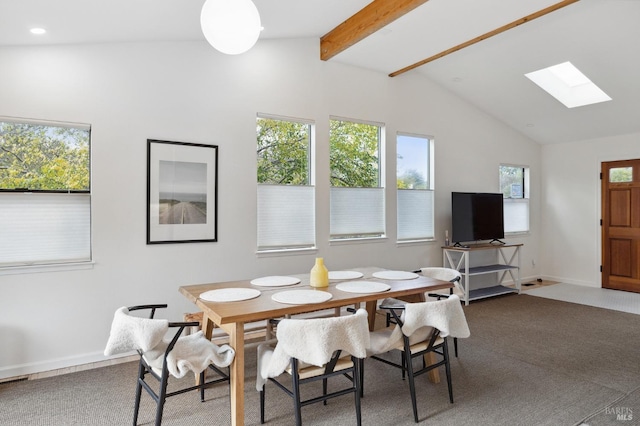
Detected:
[
  {"left": 581, "top": 386, "right": 640, "bottom": 425},
  {"left": 1, "top": 294, "right": 639, "bottom": 425}
]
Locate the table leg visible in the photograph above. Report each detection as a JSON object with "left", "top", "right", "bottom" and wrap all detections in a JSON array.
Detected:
[
  {"left": 365, "top": 300, "right": 377, "bottom": 331},
  {"left": 201, "top": 314, "right": 215, "bottom": 340},
  {"left": 220, "top": 322, "right": 245, "bottom": 426},
  {"left": 425, "top": 352, "right": 440, "bottom": 383}
]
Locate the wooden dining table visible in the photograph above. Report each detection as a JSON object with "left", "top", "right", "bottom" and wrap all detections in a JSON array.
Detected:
[{"left": 179, "top": 267, "right": 453, "bottom": 426}]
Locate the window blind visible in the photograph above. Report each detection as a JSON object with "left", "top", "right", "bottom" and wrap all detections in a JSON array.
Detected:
[
  {"left": 330, "top": 187, "right": 384, "bottom": 238},
  {"left": 0, "top": 193, "right": 91, "bottom": 266},
  {"left": 397, "top": 189, "right": 434, "bottom": 240},
  {"left": 504, "top": 198, "right": 529, "bottom": 233},
  {"left": 257, "top": 184, "right": 315, "bottom": 250}
]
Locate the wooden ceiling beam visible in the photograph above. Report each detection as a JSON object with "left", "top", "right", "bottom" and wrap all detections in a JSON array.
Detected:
[
  {"left": 389, "top": 0, "right": 580, "bottom": 77},
  {"left": 320, "top": 0, "right": 430, "bottom": 61}
]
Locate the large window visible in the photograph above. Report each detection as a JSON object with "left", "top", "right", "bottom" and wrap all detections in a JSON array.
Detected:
[
  {"left": 500, "top": 164, "right": 529, "bottom": 233},
  {"left": 329, "top": 117, "right": 384, "bottom": 240},
  {"left": 0, "top": 117, "right": 91, "bottom": 267},
  {"left": 256, "top": 115, "right": 315, "bottom": 251},
  {"left": 397, "top": 133, "right": 434, "bottom": 241}
]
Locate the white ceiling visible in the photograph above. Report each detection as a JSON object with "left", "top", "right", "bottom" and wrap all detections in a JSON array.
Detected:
[{"left": 2, "top": 0, "right": 639, "bottom": 145}]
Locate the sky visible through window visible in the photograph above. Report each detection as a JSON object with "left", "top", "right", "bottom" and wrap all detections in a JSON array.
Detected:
[{"left": 397, "top": 134, "right": 429, "bottom": 187}]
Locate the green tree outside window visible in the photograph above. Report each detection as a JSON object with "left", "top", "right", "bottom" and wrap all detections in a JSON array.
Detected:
[
  {"left": 329, "top": 120, "right": 379, "bottom": 188},
  {"left": 0, "top": 122, "right": 89, "bottom": 191}
]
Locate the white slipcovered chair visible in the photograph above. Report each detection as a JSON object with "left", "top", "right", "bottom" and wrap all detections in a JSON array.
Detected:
[
  {"left": 256, "top": 308, "right": 370, "bottom": 426},
  {"left": 368, "top": 295, "right": 470, "bottom": 423},
  {"left": 104, "top": 304, "right": 235, "bottom": 426}
]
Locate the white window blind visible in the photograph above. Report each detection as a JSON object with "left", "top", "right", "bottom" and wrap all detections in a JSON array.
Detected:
[
  {"left": 397, "top": 189, "right": 434, "bottom": 240},
  {"left": 330, "top": 187, "right": 384, "bottom": 238},
  {"left": 0, "top": 193, "right": 91, "bottom": 266},
  {"left": 504, "top": 198, "right": 529, "bottom": 233},
  {"left": 257, "top": 184, "right": 315, "bottom": 250}
]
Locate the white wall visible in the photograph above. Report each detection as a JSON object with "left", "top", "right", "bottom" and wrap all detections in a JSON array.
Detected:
[
  {"left": 0, "top": 38, "right": 541, "bottom": 379},
  {"left": 540, "top": 132, "right": 640, "bottom": 287}
]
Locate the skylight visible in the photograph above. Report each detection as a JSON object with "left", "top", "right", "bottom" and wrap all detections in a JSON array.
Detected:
[{"left": 525, "top": 61, "right": 611, "bottom": 108}]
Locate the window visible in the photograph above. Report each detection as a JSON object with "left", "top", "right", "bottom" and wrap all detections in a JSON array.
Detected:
[
  {"left": 397, "top": 133, "right": 434, "bottom": 241},
  {"left": 0, "top": 117, "right": 91, "bottom": 267},
  {"left": 256, "top": 115, "right": 315, "bottom": 251},
  {"left": 609, "top": 167, "right": 632, "bottom": 183},
  {"left": 329, "top": 117, "right": 384, "bottom": 240},
  {"left": 500, "top": 164, "right": 529, "bottom": 233}
]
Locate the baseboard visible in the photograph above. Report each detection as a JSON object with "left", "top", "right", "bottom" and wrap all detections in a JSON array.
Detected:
[
  {"left": 0, "top": 352, "right": 137, "bottom": 383},
  {"left": 539, "top": 275, "right": 600, "bottom": 288}
]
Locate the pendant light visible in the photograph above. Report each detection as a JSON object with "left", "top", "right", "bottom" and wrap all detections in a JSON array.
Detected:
[{"left": 200, "top": 0, "right": 262, "bottom": 55}]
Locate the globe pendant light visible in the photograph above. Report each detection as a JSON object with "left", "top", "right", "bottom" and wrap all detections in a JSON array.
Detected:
[{"left": 200, "top": 0, "right": 262, "bottom": 55}]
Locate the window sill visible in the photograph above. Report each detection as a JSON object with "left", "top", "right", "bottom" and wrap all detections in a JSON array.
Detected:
[
  {"left": 329, "top": 236, "right": 388, "bottom": 246},
  {"left": 0, "top": 261, "right": 95, "bottom": 276},
  {"left": 505, "top": 231, "right": 530, "bottom": 237},
  {"left": 256, "top": 247, "right": 318, "bottom": 258},
  {"left": 397, "top": 238, "right": 436, "bottom": 246}
]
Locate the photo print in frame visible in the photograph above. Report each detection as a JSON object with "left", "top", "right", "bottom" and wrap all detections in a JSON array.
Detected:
[{"left": 147, "top": 139, "right": 218, "bottom": 244}]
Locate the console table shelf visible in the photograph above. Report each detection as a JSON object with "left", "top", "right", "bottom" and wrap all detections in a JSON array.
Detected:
[
  {"left": 468, "top": 285, "right": 517, "bottom": 300},
  {"left": 468, "top": 264, "right": 518, "bottom": 275},
  {"left": 442, "top": 243, "right": 522, "bottom": 305}
]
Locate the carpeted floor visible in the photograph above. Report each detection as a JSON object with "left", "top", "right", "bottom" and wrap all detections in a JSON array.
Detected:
[{"left": 1, "top": 294, "right": 639, "bottom": 425}]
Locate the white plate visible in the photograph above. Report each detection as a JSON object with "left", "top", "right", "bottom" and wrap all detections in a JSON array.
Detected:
[
  {"left": 329, "top": 270, "right": 364, "bottom": 280},
  {"left": 250, "top": 276, "right": 301, "bottom": 287},
  {"left": 336, "top": 280, "right": 391, "bottom": 294},
  {"left": 271, "top": 289, "right": 333, "bottom": 305},
  {"left": 372, "top": 270, "right": 419, "bottom": 280},
  {"left": 199, "top": 288, "right": 261, "bottom": 302}
]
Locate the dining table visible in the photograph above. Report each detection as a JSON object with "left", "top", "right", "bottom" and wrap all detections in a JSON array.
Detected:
[{"left": 179, "top": 266, "right": 454, "bottom": 426}]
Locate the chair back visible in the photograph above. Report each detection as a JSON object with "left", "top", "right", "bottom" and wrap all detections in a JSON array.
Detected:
[
  {"left": 401, "top": 295, "right": 470, "bottom": 339},
  {"left": 104, "top": 306, "right": 169, "bottom": 356},
  {"left": 276, "top": 308, "right": 370, "bottom": 362},
  {"left": 260, "top": 309, "right": 369, "bottom": 383},
  {"left": 105, "top": 305, "right": 234, "bottom": 379},
  {"left": 420, "top": 267, "right": 461, "bottom": 284}
]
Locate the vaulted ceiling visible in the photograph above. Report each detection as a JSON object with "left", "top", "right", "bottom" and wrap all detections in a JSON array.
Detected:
[{"left": 2, "top": 0, "right": 639, "bottom": 145}]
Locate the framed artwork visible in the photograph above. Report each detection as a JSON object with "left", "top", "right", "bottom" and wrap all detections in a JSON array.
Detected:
[{"left": 147, "top": 139, "right": 218, "bottom": 244}]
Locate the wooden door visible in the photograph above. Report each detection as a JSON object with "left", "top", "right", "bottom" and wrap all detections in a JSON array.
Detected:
[{"left": 602, "top": 159, "right": 640, "bottom": 292}]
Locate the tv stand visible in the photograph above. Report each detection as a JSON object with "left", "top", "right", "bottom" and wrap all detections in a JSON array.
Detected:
[
  {"left": 442, "top": 243, "right": 522, "bottom": 305},
  {"left": 489, "top": 239, "right": 506, "bottom": 245}
]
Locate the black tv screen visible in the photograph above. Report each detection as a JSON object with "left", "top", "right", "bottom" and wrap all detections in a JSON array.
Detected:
[{"left": 451, "top": 192, "right": 504, "bottom": 244}]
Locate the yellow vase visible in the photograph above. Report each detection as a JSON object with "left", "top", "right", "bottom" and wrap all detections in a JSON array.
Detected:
[{"left": 310, "top": 257, "right": 329, "bottom": 288}]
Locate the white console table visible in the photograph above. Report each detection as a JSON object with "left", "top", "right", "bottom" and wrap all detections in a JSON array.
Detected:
[{"left": 442, "top": 243, "right": 522, "bottom": 305}]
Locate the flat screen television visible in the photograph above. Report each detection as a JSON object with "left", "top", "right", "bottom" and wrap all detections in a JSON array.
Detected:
[{"left": 451, "top": 192, "right": 504, "bottom": 245}]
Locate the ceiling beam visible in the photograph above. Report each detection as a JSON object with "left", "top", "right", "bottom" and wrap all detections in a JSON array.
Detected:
[
  {"left": 389, "top": 0, "right": 580, "bottom": 77},
  {"left": 320, "top": 0, "right": 430, "bottom": 61}
]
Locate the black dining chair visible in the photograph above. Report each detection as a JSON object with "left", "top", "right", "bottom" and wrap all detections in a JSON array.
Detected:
[
  {"left": 368, "top": 296, "right": 470, "bottom": 423},
  {"left": 104, "top": 304, "right": 235, "bottom": 426},
  {"left": 256, "top": 309, "right": 370, "bottom": 426}
]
